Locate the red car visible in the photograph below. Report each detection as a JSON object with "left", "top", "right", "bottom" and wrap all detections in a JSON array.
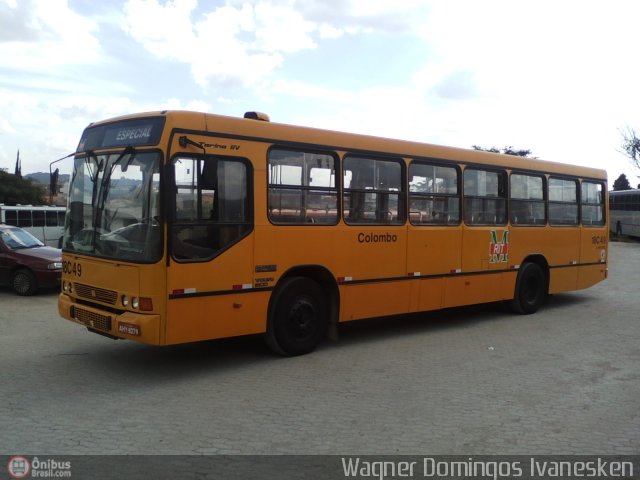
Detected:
[{"left": 0, "top": 224, "right": 62, "bottom": 295}]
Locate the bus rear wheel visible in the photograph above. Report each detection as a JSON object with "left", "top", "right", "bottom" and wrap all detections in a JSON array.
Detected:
[
  {"left": 266, "top": 277, "right": 327, "bottom": 356},
  {"left": 509, "top": 263, "right": 546, "bottom": 314}
]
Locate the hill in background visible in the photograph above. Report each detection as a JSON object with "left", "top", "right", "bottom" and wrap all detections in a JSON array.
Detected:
[{"left": 25, "top": 172, "right": 71, "bottom": 184}]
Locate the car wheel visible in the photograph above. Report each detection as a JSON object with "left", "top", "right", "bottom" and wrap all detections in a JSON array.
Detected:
[{"left": 12, "top": 269, "right": 38, "bottom": 296}]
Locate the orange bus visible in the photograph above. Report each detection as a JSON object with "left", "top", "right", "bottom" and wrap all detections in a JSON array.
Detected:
[{"left": 57, "top": 110, "right": 608, "bottom": 355}]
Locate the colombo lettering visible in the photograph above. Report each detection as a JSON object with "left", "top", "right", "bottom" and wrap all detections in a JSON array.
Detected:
[{"left": 358, "top": 232, "right": 398, "bottom": 244}]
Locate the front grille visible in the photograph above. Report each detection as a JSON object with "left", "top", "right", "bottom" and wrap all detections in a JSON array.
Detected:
[
  {"left": 71, "top": 306, "right": 112, "bottom": 332},
  {"left": 74, "top": 283, "right": 118, "bottom": 305}
]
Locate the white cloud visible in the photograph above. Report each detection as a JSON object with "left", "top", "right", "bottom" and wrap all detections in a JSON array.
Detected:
[
  {"left": 122, "top": 0, "right": 289, "bottom": 88},
  {"left": 0, "top": 0, "right": 102, "bottom": 70},
  {"left": 121, "top": 0, "right": 430, "bottom": 89},
  {"left": 160, "top": 98, "right": 213, "bottom": 112},
  {"left": 2, "top": 0, "right": 639, "bottom": 187}
]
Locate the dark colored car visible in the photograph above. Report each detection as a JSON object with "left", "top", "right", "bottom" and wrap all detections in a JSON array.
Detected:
[{"left": 0, "top": 224, "right": 62, "bottom": 295}]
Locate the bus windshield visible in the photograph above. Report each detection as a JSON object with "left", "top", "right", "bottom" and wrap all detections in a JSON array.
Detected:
[{"left": 63, "top": 150, "right": 162, "bottom": 263}]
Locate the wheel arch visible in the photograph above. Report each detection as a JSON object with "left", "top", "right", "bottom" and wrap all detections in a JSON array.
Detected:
[
  {"left": 518, "top": 254, "right": 550, "bottom": 294},
  {"left": 269, "top": 264, "right": 340, "bottom": 331},
  {"left": 10, "top": 263, "right": 33, "bottom": 278}
]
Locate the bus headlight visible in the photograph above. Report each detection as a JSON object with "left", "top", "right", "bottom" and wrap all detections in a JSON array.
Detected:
[
  {"left": 63, "top": 281, "right": 73, "bottom": 293},
  {"left": 132, "top": 297, "right": 139, "bottom": 309},
  {"left": 121, "top": 295, "right": 129, "bottom": 307}
]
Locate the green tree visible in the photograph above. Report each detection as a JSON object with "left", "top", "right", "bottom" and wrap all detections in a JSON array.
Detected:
[
  {"left": 0, "top": 170, "right": 45, "bottom": 205},
  {"left": 612, "top": 173, "right": 632, "bottom": 191},
  {"left": 472, "top": 146, "right": 535, "bottom": 157}
]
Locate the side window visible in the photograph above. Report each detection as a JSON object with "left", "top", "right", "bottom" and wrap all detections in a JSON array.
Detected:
[
  {"left": 549, "top": 177, "right": 578, "bottom": 225},
  {"left": 510, "top": 173, "right": 545, "bottom": 225},
  {"left": 17, "top": 210, "right": 32, "bottom": 227},
  {"left": 172, "top": 156, "right": 252, "bottom": 261},
  {"left": 268, "top": 148, "right": 338, "bottom": 225},
  {"left": 463, "top": 168, "right": 507, "bottom": 225},
  {"left": 343, "top": 156, "right": 404, "bottom": 224},
  {"left": 581, "top": 181, "right": 605, "bottom": 226},
  {"left": 46, "top": 211, "right": 59, "bottom": 227},
  {"left": 4, "top": 210, "right": 18, "bottom": 226},
  {"left": 409, "top": 162, "right": 459, "bottom": 225},
  {"left": 33, "top": 210, "right": 45, "bottom": 227}
]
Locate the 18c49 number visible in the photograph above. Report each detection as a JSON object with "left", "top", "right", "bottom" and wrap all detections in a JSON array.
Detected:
[{"left": 62, "top": 261, "right": 82, "bottom": 277}]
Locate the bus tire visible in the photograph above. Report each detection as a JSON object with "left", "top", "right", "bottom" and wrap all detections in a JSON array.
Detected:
[
  {"left": 12, "top": 269, "right": 38, "bottom": 296},
  {"left": 266, "top": 277, "right": 327, "bottom": 356},
  {"left": 508, "top": 263, "right": 546, "bottom": 315}
]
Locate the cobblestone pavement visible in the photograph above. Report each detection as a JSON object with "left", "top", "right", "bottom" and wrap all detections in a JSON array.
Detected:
[{"left": 1, "top": 243, "right": 638, "bottom": 455}]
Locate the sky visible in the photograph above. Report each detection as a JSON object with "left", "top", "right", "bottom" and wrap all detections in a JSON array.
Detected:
[{"left": 1, "top": 0, "right": 640, "bottom": 188}]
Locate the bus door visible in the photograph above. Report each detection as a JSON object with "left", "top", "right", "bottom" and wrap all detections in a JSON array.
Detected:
[
  {"left": 456, "top": 168, "right": 510, "bottom": 306},
  {"left": 166, "top": 152, "right": 257, "bottom": 344},
  {"left": 406, "top": 162, "right": 462, "bottom": 311},
  {"left": 578, "top": 181, "right": 607, "bottom": 290}
]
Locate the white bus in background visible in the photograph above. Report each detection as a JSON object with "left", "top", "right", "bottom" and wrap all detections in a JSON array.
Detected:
[
  {"left": 609, "top": 189, "right": 640, "bottom": 237},
  {"left": 0, "top": 205, "right": 66, "bottom": 248}
]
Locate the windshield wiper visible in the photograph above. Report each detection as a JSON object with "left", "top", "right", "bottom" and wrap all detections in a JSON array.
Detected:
[
  {"left": 92, "top": 147, "right": 137, "bottom": 250},
  {"left": 96, "top": 146, "right": 136, "bottom": 220}
]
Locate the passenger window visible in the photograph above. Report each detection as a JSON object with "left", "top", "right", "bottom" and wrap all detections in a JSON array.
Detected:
[
  {"left": 463, "top": 168, "right": 507, "bottom": 225},
  {"left": 17, "top": 210, "right": 32, "bottom": 227},
  {"left": 343, "top": 156, "right": 404, "bottom": 224},
  {"left": 172, "top": 156, "right": 252, "bottom": 261},
  {"left": 33, "top": 210, "right": 45, "bottom": 227},
  {"left": 268, "top": 149, "right": 338, "bottom": 225},
  {"left": 581, "top": 181, "right": 605, "bottom": 226},
  {"left": 409, "top": 163, "right": 459, "bottom": 225},
  {"left": 510, "top": 174, "right": 545, "bottom": 225},
  {"left": 5, "top": 210, "right": 18, "bottom": 226},
  {"left": 549, "top": 177, "right": 578, "bottom": 225},
  {"left": 46, "top": 211, "right": 59, "bottom": 227}
]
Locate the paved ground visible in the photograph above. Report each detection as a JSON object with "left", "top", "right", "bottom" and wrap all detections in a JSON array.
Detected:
[{"left": 0, "top": 242, "right": 638, "bottom": 455}]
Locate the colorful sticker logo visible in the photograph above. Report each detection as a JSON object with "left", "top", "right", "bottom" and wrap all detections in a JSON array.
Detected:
[{"left": 489, "top": 230, "right": 509, "bottom": 263}]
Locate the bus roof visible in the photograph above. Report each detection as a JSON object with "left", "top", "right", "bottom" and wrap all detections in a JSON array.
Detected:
[
  {"left": 609, "top": 188, "right": 639, "bottom": 195},
  {"left": 84, "top": 110, "right": 607, "bottom": 181}
]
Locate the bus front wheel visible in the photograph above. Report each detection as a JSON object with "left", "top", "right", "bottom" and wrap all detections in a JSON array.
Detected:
[
  {"left": 509, "top": 263, "right": 547, "bottom": 314},
  {"left": 266, "top": 277, "right": 327, "bottom": 356}
]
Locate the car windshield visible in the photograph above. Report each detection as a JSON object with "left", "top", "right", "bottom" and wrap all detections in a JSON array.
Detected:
[
  {"left": 62, "top": 150, "right": 162, "bottom": 263},
  {"left": 0, "top": 228, "right": 44, "bottom": 250}
]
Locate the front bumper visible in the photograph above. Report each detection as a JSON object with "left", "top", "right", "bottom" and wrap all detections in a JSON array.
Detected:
[
  {"left": 35, "top": 269, "right": 61, "bottom": 288},
  {"left": 58, "top": 293, "right": 162, "bottom": 345}
]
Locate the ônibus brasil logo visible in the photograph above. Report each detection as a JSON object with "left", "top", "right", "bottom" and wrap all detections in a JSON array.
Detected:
[
  {"left": 489, "top": 230, "right": 509, "bottom": 264},
  {"left": 7, "top": 456, "right": 30, "bottom": 479}
]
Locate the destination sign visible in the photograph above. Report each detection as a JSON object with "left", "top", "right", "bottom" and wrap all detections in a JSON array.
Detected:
[
  {"left": 105, "top": 125, "right": 154, "bottom": 144},
  {"left": 77, "top": 116, "right": 166, "bottom": 152}
]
